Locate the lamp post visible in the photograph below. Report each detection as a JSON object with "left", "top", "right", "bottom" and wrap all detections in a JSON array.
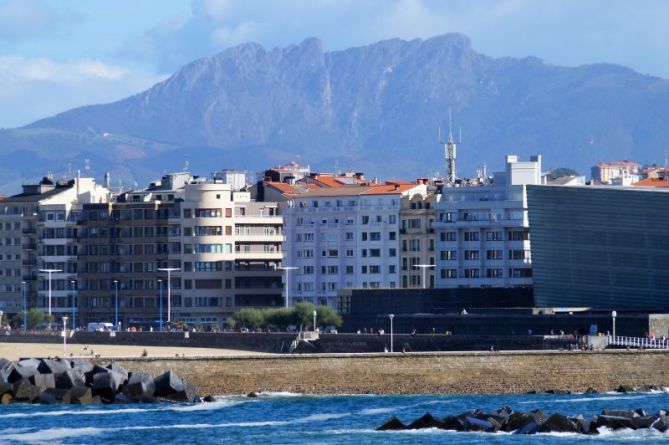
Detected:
[
  {"left": 113, "top": 280, "right": 119, "bottom": 331},
  {"left": 158, "top": 279, "right": 163, "bottom": 332},
  {"left": 611, "top": 310, "right": 617, "bottom": 338},
  {"left": 389, "top": 314, "right": 395, "bottom": 352},
  {"left": 277, "top": 266, "right": 298, "bottom": 308},
  {"left": 62, "top": 316, "right": 68, "bottom": 354},
  {"left": 21, "top": 281, "right": 27, "bottom": 332},
  {"left": 413, "top": 264, "right": 435, "bottom": 289},
  {"left": 39, "top": 268, "right": 61, "bottom": 329},
  {"left": 70, "top": 280, "right": 76, "bottom": 331},
  {"left": 157, "top": 268, "right": 180, "bottom": 324},
  {"left": 313, "top": 310, "right": 317, "bottom": 333}
]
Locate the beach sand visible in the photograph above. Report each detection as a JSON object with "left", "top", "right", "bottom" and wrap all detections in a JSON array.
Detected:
[{"left": 0, "top": 342, "right": 270, "bottom": 360}]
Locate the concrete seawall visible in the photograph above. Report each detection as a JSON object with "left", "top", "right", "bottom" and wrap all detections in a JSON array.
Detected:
[{"left": 102, "top": 350, "right": 669, "bottom": 396}]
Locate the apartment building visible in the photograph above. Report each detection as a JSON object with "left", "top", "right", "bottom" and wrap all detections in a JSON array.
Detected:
[
  {"left": 399, "top": 190, "right": 440, "bottom": 288},
  {"left": 591, "top": 160, "right": 640, "bottom": 184},
  {"left": 433, "top": 155, "right": 541, "bottom": 288},
  {"left": 283, "top": 181, "right": 427, "bottom": 308},
  {"left": 177, "top": 180, "right": 282, "bottom": 326},
  {"left": 0, "top": 176, "right": 109, "bottom": 321}
]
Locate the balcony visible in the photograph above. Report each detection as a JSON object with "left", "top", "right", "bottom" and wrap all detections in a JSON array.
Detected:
[{"left": 22, "top": 242, "right": 36, "bottom": 250}]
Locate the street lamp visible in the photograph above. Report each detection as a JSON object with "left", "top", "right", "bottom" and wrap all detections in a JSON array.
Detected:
[
  {"left": 158, "top": 279, "right": 163, "bottom": 332},
  {"left": 413, "top": 264, "right": 435, "bottom": 289},
  {"left": 389, "top": 314, "right": 395, "bottom": 353},
  {"left": 611, "top": 310, "right": 617, "bottom": 338},
  {"left": 39, "top": 268, "right": 62, "bottom": 329},
  {"left": 21, "top": 281, "right": 27, "bottom": 332},
  {"left": 113, "top": 280, "right": 119, "bottom": 330},
  {"left": 313, "top": 310, "right": 317, "bottom": 333},
  {"left": 157, "top": 268, "right": 180, "bottom": 324},
  {"left": 62, "top": 316, "right": 68, "bottom": 354},
  {"left": 70, "top": 280, "right": 77, "bottom": 331},
  {"left": 277, "top": 266, "right": 298, "bottom": 308}
]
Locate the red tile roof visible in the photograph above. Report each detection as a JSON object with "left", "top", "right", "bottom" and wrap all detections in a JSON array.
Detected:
[{"left": 632, "top": 178, "right": 669, "bottom": 188}]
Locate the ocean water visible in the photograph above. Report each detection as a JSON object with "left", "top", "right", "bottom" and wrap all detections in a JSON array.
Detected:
[{"left": 2, "top": 391, "right": 669, "bottom": 444}]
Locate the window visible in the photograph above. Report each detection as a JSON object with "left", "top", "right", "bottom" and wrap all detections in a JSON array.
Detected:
[
  {"left": 388, "top": 265, "right": 396, "bottom": 273},
  {"left": 463, "top": 268, "right": 480, "bottom": 278},
  {"left": 440, "top": 231, "right": 457, "bottom": 242},
  {"left": 389, "top": 231, "right": 396, "bottom": 240},
  {"left": 345, "top": 249, "right": 354, "bottom": 257},
  {"left": 389, "top": 248, "right": 397, "bottom": 257},
  {"left": 327, "top": 265, "right": 338, "bottom": 274},
  {"left": 388, "top": 215, "right": 397, "bottom": 224},
  {"left": 345, "top": 265, "right": 354, "bottom": 274},
  {"left": 328, "top": 249, "right": 338, "bottom": 257},
  {"left": 303, "top": 266, "right": 314, "bottom": 275},
  {"left": 361, "top": 266, "right": 367, "bottom": 274},
  {"left": 409, "top": 239, "right": 421, "bottom": 251},
  {"left": 464, "top": 250, "right": 479, "bottom": 260},
  {"left": 370, "top": 232, "right": 381, "bottom": 241},
  {"left": 464, "top": 231, "right": 479, "bottom": 242},
  {"left": 369, "top": 248, "right": 381, "bottom": 257},
  {"left": 486, "top": 250, "right": 503, "bottom": 260},
  {"left": 508, "top": 230, "right": 529, "bottom": 241},
  {"left": 440, "top": 250, "right": 457, "bottom": 261},
  {"left": 194, "top": 208, "right": 222, "bottom": 218},
  {"left": 486, "top": 231, "right": 503, "bottom": 241},
  {"left": 361, "top": 232, "right": 368, "bottom": 241},
  {"left": 509, "top": 250, "right": 531, "bottom": 260},
  {"left": 183, "top": 209, "right": 192, "bottom": 218},
  {"left": 361, "top": 215, "right": 369, "bottom": 225},
  {"left": 369, "top": 265, "right": 380, "bottom": 274},
  {"left": 486, "top": 268, "right": 504, "bottom": 278},
  {"left": 345, "top": 232, "right": 353, "bottom": 240},
  {"left": 509, "top": 268, "right": 533, "bottom": 278}
]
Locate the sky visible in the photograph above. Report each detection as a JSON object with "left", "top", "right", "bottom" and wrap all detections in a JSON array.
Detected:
[{"left": 1, "top": 0, "right": 668, "bottom": 128}]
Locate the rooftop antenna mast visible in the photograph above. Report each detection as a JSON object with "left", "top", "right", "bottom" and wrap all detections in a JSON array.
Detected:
[{"left": 439, "top": 109, "right": 459, "bottom": 186}]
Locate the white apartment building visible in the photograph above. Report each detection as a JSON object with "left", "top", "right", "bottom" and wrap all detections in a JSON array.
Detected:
[
  {"left": 0, "top": 176, "right": 109, "bottom": 320},
  {"left": 434, "top": 155, "right": 541, "bottom": 288},
  {"left": 283, "top": 181, "right": 427, "bottom": 308}
]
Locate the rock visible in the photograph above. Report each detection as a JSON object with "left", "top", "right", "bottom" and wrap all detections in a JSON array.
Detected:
[
  {"left": 0, "top": 382, "right": 13, "bottom": 396},
  {"left": 463, "top": 416, "right": 497, "bottom": 432},
  {"left": 154, "top": 371, "right": 184, "bottom": 397},
  {"left": 1, "top": 392, "right": 13, "bottom": 404},
  {"left": 652, "top": 415, "right": 669, "bottom": 432},
  {"left": 123, "top": 373, "right": 155, "bottom": 401},
  {"left": 203, "top": 395, "right": 216, "bottom": 402},
  {"left": 573, "top": 416, "right": 599, "bottom": 435},
  {"left": 504, "top": 412, "right": 536, "bottom": 432},
  {"left": 13, "top": 379, "right": 41, "bottom": 402},
  {"left": 30, "top": 373, "right": 55, "bottom": 391},
  {"left": 70, "top": 386, "right": 92, "bottom": 405},
  {"left": 114, "top": 393, "right": 132, "bottom": 404},
  {"left": 634, "top": 408, "right": 647, "bottom": 417},
  {"left": 38, "top": 359, "right": 70, "bottom": 375},
  {"left": 584, "top": 387, "right": 598, "bottom": 394},
  {"left": 595, "top": 415, "right": 637, "bottom": 430},
  {"left": 165, "top": 381, "right": 199, "bottom": 403},
  {"left": 544, "top": 389, "right": 571, "bottom": 395},
  {"left": 513, "top": 420, "right": 540, "bottom": 435},
  {"left": 84, "top": 365, "right": 110, "bottom": 386},
  {"left": 36, "top": 391, "right": 60, "bottom": 405},
  {"left": 440, "top": 415, "right": 464, "bottom": 431},
  {"left": 630, "top": 416, "right": 657, "bottom": 429},
  {"left": 601, "top": 409, "right": 638, "bottom": 418},
  {"left": 539, "top": 414, "right": 579, "bottom": 433},
  {"left": 378, "top": 416, "right": 407, "bottom": 431},
  {"left": 90, "top": 395, "right": 103, "bottom": 405},
  {"left": 44, "top": 388, "right": 72, "bottom": 404},
  {"left": 616, "top": 385, "right": 634, "bottom": 393},
  {"left": 407, "top": 413, "right": 444, "bottom": 429},
  {"left": 7, "top": 362, "right": 39, "bottom": 383},
  {"left": 0, "top": 358, "right": 11, "bottom": 371},
  {"left": 246, "top": 391, "right": 258, "bottom": 398},
  {"left": 107, "top": 363, "right": 129, "bottom": 384},
  {"left": 70, "top": 359, "right": 94, "bottom": 374},
  {"left": 92, "top": 371, "right": 124, "bottom": 401},
  {"left": 56, "top": 369, "right": 86, "bottom": 389}
]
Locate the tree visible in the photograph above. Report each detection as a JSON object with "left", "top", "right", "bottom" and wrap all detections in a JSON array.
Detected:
[
  {"left": 225, "top": 317, "right": 237, "bottom": 331},
  {"left": 263, "top": 308, "right": 292, "bottom": 330},
  {"left": 293, "top": 303, "right": 315, "bottom": 329},
  {"left": 316, "top": 305, "right": 342, "bottom": 328},
  {"left": 27, "top": 308, "right": 45, "bottom": 329},
  {"left": 549, "top": 167, "right": 580, "bottom": 180},
  {"left": 233, "top": 308, "right": 263, "bottom": 329}
]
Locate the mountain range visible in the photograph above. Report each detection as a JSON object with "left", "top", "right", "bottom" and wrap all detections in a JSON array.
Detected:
[{"left": 1, "top": 33, "right": 669, "bottom": 193}]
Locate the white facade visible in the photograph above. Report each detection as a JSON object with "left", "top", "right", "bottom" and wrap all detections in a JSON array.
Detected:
[
  {"left": 434, "top": 155, "right": 541, "bottom": 288},
  {"left": 283, "top": 183, "right": 426, "bottom": 307}
]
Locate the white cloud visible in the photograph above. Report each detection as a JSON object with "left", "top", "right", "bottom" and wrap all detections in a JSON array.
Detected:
[
  {"left": 0, "top": 0, "right": 70, "bottom": 41},
  {"left": 0, "top": 56, "right": 164, "bottom": 128}
]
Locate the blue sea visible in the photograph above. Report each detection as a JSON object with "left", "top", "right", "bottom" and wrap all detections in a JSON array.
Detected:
[{"left": 2, "top": 392, "right": 669, "bottom": 444}]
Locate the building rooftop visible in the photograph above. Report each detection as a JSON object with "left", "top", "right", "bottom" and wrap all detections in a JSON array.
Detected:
[{"left": 632, "top": 178, "right": 669, "bottom": 188}]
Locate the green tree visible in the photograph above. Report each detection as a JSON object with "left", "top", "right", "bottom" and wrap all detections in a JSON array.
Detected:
[
  {"left": 225, "top": 317, "right": 237, "bottom": 331},
  {"left": 549, "top": 167, "right": 580, "bottom": 180},
  {"left": 293, "top": 302, "right": 315, "bottom": 329},
  {"left": 263, "top": 308, "right": 292, "bottom": 330},
  {"left": 233, "top": 308, "right": 263, "bottom": 329},
  {"left": 27, "top": 308, "right": 45, "bottom": 329},
  {"left": 316, "top": 305, "right": 342, "bottom": 328}
]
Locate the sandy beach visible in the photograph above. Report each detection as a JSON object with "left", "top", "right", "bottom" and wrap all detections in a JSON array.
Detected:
[{"left": 0, "top": 342, "right": 270, "bottom": 360}]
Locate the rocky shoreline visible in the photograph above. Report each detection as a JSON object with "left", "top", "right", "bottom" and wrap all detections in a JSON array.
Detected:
[
  {"left": 379, "top": 407, "right": 669, "bottom": 434},
  {"left": 0, "top": 357, "right": 202, "bottom": 405}
]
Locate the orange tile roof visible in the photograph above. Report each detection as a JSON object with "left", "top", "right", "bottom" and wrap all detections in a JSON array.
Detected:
[
  {"left": 362, "top": 183, "right": 420, "bottom": 195},
  {"left": 265, "top": 181, "right": 300, "bottom": 195},
  {"left": 632, "top": 178, "right": 669, "bottom": 188}
]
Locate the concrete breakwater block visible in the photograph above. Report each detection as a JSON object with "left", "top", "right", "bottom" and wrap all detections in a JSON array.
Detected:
[
  {"left": 378, "top": 407, "right": 669, "bottom": 435},
  {"left": 0, "top": 357, "right": 203, "bottom": 406}
]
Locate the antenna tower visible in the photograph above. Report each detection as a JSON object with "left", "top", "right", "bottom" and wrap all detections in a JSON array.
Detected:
[{"left": 439, "top": 110, "right": 458, "bottom": 185}]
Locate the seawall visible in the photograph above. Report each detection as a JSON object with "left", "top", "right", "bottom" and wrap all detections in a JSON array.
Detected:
[{"left": 102, "top": 350, "right": 669, "bottom": 395}]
